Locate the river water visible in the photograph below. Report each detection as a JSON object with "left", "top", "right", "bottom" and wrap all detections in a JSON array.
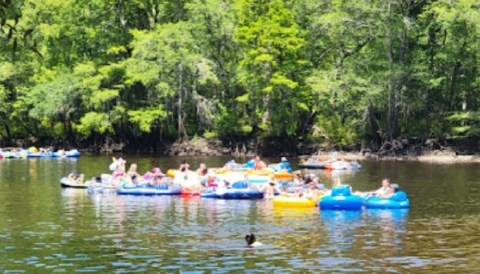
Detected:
[{"left": 1, "top": 155, "right": 480, "bottom": 272}]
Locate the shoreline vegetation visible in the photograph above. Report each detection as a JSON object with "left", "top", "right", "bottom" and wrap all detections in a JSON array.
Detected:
[
  {"left": 5, "top": 136, "right": 480, "bottom": 164},
  {"left": 2, "top": 1, "right": 480, "bottom": 160},
  {"left": 96, "top": 137, "right": 480, "bottom": 164},
  {"left": 310, "top": 151, "right": 480, "bottom": 164}
]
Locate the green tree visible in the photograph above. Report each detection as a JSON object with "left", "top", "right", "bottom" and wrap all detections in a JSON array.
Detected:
[{"left": 234, "top": 0, "right": 309, "bottom": 139}]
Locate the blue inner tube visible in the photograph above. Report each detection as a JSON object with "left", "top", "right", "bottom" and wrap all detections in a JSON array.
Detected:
[
  {"left": 28, "top": 152, "right": 54, "bottom": 158},
  {"left": 364, "top": 191, "right": 410, "bottom": 209},
  {"left": 201, "top": 187, "right": 264, "bottom": 199},
  {"left": 53, "top": 150, "right": 81, "bottom": 157},
  {"left": 319, "top": 185, "right": 364, "bottom": 210},
  {"left": 116, "top": 185, "right": 181, "bottom": 195}
]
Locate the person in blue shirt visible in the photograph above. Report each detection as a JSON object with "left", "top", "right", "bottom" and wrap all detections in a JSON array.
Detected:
[
  {"left": 278, "top": 157, "right": 293, "bottom": 173},
  {"left": 242, "top": 158, "right": 256, "bottom": 169}
]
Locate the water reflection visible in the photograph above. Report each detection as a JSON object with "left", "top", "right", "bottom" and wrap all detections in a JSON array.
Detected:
[
  {"left": 319, "top": 210, "right": 363, "bottom": 251},
  {"left": 364, "top": 209, "right": 409, "bottom": 252},
  {"left": 365, "top": 208, "right": 409, "bottom": 223},
  {"left": 2, "top": 157, "right": 480, "bottom": 272}
]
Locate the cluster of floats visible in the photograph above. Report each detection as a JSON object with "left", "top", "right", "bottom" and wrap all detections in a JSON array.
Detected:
[
  {"left": 298, "top": 154, "right": 362, "bottom": 170},
  {"left": 0, "top": 146, "right": 80, "bottom": 159},
  {"left": 60, "top": 155, "right": 409, "bottom": 210}
]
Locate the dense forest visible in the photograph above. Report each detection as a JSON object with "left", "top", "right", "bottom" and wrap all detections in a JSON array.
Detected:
[{"left": 0, "top": 0, "right": 479, "bottom": 154}]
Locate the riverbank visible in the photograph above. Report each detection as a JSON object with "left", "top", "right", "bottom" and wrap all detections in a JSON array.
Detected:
[
  {"left": 164, "top": 137, "right": 480, "bottom": 164},
  {"left": 304, "top": 149, "right": 480, "bottom": 164},
  {"left": 10, "top": 136, "right": 480, "bottom": 164}
]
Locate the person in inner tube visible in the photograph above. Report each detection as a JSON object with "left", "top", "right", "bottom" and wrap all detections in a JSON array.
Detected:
[
  {"left": 370, "top": 178, "right": 395, "bottom": 198},
  {"left": 262, "top": 174, "right": 278, "bottom": 199},
  {"left": 68, "top": 172, "right": 85, "bottom": 184}
]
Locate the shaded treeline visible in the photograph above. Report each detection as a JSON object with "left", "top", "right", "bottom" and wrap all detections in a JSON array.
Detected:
[{"left": 0, "top": 0, "right": 479, "bottom": 153}]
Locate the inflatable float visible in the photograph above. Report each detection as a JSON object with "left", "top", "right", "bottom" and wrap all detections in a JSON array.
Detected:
[
  {"left": 319, "top": 185, "right": 364, "bottom": 210},
  {"left": 201, "top": 188, "right": 264, "bottom": 199},
  {"left": 60, "top": 177, "right": 88, "bottom": 189},
  {"left": 324, "top": 161, "right": 361, "bottom": 170},
  {"left": 27, "top": 151, "right": 54, "bottom": 158},
  {"left": 273, "top": 196, "right": 317, "bottom": 208},
  {"left": 116, "top": 184, "right": 182, "bottom": 195},
  {"left": 364, "top": 191, "right": 410, "bottom": 209},
  {"left": 201, "top": 181, "right": 264, "bottom": 199},
  {"left": 298, "top": 162, "right": 326, "bottom": 169},
  {"left": 53, "top": 149, "right": 81, "bottom": 158},
  {"left": 167, "top": 168, "right": 293, "bottom": 181}
]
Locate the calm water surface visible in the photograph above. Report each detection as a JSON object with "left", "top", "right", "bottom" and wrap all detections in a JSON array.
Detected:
[{"left": 1, "top": 155, "right": 480, "bottom": 272}]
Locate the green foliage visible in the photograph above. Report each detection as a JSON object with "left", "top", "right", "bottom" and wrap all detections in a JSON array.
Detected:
[
  {"left": 312, "top": 114, "right": 358, "bottom": 148},
  {"left": 447, "top": 112, "right": 480, "bottom": 138},
  {"left": 1, "top": 0, "right": 480, "bottom": 150},
  {"left": 75, "top": 112, "right": 113, "bottom": 136},
  {"left": 234, "top": 0, "right": 309, "bottom": 137},
  {"left": 128, "top": 107, "right": 166, "bottom": 133},
  {"left": 203, "top": 130, "right": 218, "bottom": 139}
]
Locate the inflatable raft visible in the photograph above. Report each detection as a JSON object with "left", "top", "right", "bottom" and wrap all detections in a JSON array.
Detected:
[
  {"left": 319, "top": 185, "right": 364, "bottom": 210},
  {"left": 167, "top": 168, "right": 293, "bottom": 181},
  {"left": 324, "top": 161, "right": 361, "bottom": 170},
  {"left": 27, "top": 151, "right": 54, "bottom": 158},
  {"left": 60, "top": 177, "right": 88, "bottom": 189},
  {"left": 273, "top": 196, "right": 317, "bottom": 208},
  {"left": 201, "top": 181, "right": 264, "bottom": 199},
  {"left": 53, "top": 149, "right": 81, "bottom": 158},
  {"left": 201, "top": 188, "right": 264, "bottom": 199},
  {"left": 298, "top": 162, "right": 326, "bottom": 169},
  {"left": 364, "top": 191, "right": 410, "bottom": 209},
  {"left": 116, "top": 184, "right": 181, "bottom": 195}
]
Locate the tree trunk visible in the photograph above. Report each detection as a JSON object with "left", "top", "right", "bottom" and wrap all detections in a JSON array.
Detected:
[
  {"left": 386, "top": 0, "right": 397, "bottom": 140},
  {"left": 176, "top": 0, "right": 184, "bottom": 22},
  {"left": 365, "top": 101, "right": 382, "bottom": 145},
  {"left": 3, "top": 121, "right": 12, "bottom": 146},
  {"left": 177, "top": 62, "right": 188, "bottom": 141}
]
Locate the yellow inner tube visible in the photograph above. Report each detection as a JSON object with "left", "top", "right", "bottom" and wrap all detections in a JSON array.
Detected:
[
  {"left": 273, "top": 196, "right": 317, "bottom": 208},
  {"left": 248, "top": 170, "right": 293, "bottom": 180},
  {"left": 167, "top": 168, "right": 294, "bottom": 181}
]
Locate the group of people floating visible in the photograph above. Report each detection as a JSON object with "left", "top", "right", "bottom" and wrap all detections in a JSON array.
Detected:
[
  {"left": 107, "top": 157, "right": 170, "bottom": 187},
  {"left": 277, "top": 174, "right": 400, "bottom": 203},
  {"left": 223, "top": 155, "right": 293, "bottom": 173},
  {"left": 65, "top": 155, "right": 399, "bottom": 203}
]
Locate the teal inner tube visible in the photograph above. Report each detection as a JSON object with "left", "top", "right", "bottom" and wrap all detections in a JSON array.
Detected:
[
  {"left": 364, "top": 191, "right": 410, "bottom": 209},
  {"left": 319, "top": 185, "right": 364, "bottom": 210}
]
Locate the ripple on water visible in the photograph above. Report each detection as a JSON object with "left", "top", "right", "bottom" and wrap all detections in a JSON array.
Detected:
[
  {"left": 75, "top": 265, "right": 108, "bottom": 272},
  {"left": 5, "top": 158, "right": 480, "bottom": 273}
]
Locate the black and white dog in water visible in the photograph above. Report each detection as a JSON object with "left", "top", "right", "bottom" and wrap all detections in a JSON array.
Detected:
[{"left": 245, "top": 233, "right": 263, "bottom": 248}]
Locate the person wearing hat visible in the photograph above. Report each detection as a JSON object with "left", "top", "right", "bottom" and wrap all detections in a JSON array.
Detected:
[{"left": 278, "top": 157, "right": 293, "bottom": 173}]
